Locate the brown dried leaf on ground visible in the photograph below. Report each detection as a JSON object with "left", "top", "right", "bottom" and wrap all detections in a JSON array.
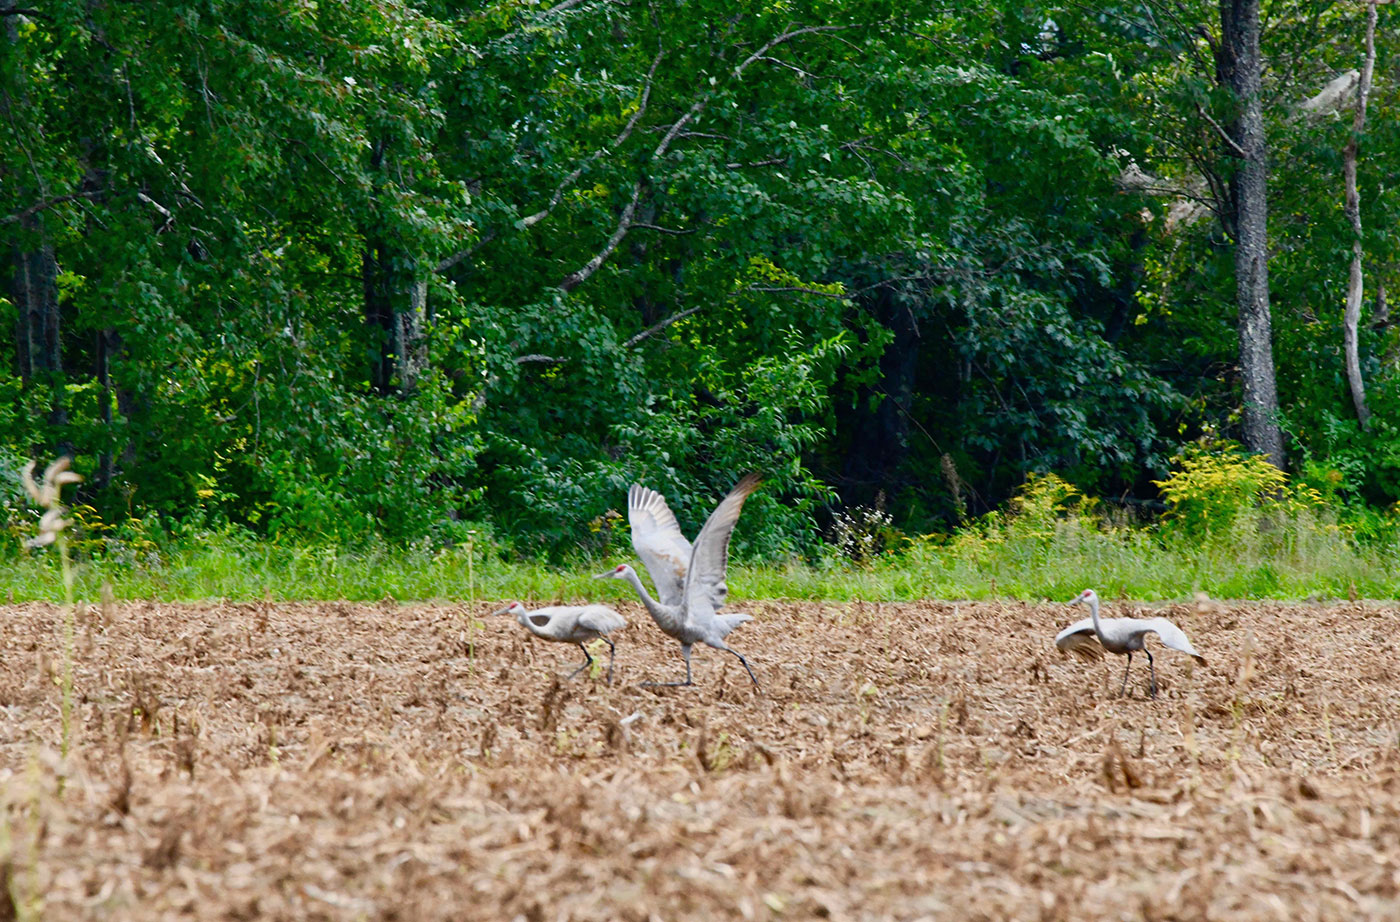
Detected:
[{"left": 0, "top": 599, "right": 1398, "bottom": 920}]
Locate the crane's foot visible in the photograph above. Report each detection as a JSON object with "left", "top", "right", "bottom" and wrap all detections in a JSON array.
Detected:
[{"left": 640, "top": 679, "right": 694, "bottom": 688}]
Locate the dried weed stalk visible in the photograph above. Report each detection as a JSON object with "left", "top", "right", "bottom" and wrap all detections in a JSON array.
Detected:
[
  {"left": 20, "top": 458, "right": 83, "bottom": 763},
  {"left": 537, "top": 677, "right": 563, "bottom": 732},
  {"left": 0, "top": 597, "right": 1395, "bottom": 919},
  {"left": 1101, "top": 737, "right": 1144, "bottom": 792},
  {"left": 1230, "top": 631, "right": 1257, "bottom": 762}
]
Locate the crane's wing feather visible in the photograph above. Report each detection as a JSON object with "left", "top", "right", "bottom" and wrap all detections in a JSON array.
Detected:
[
  {"left": 682, "top": 474, "right": 763, "bottom": 620},
  {"left": 714, "top": 611, "right": 752, "bottom": 640},
  {"left": 1141, "top": 617, "right": 1207, "bottom": 665},
  {"left": 1054, "top": 617, "right": 1105, "bottom": 661},
  {"left": 577, "top": 605, "right": 627, "bottom": 634},
  {"left": 628, "top": 484, "right": 692, "bottom": 607}
]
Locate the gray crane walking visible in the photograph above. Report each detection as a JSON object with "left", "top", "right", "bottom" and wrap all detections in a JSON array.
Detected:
[
  {"left": 1054, "top": 588, "right": 1207, "bottom": 698},
  {"left": 594, "top": 474, "right": 762, "bottom": 688},
  {"left": 492, "top": 601, "right": 627, "bottom": 683}
]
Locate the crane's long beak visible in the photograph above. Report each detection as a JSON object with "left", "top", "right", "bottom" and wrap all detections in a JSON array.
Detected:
[
  {"left": 591, "top": 570, "right": 612, "bottom": 580},
  {"left": 491, "top": 606, "right": 512, "bottom": 616}
]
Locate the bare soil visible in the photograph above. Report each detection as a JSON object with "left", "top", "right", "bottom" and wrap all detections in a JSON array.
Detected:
[{"left": 2, "top": 597, "right": 1399, "bottom": 920}]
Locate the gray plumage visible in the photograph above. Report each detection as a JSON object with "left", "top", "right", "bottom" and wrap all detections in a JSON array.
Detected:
[
  {"left": 627, "top": 483, "right": 692, "bottom": 607},
  {"left": 493, "top": 601, "right": 627, "bottom": 683},
  {"left": 595, "top": 474, "right": 762, "bottom": 687},
  {"left": 1054, "top": 588, "right": 1206, "bottom": 698}
]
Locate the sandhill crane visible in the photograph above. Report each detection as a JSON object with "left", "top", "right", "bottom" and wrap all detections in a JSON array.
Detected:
[
  {"left": 594, "top": 474, "right": 762, "bottom": 688},
  {"left": 493, "top": 602, "right": 627, "bottom": 683},
  {"left": 1055, "top": 589, "right": 1206, "bottom": 698}
]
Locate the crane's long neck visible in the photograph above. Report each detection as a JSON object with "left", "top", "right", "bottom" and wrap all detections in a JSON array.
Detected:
[
  {"left": 1088, "top": 595, "right": 1104, "bottom": 639},
  {"left": 516, "top": 609, "right": 544, "bottom": 638},
  {"left": 622, "top": 569, "right": 685, "bottom": 636}
]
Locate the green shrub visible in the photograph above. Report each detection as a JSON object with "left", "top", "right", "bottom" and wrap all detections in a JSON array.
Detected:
[{"left": 1153, "top": 442, "right": 1298, "bottom": 542}]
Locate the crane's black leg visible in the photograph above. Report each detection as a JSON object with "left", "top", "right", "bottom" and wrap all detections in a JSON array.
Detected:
[
  {"left": 1146, "top": 649, "right": 1158, "bottom": 698},
  {"left": 1119, "top": 652, "right": 1133, "bottom": 697},
  {"left": 602, "top": 637, "right": 616, "bottom": 685},
  {"left": 714, "top": 641, "right": 760, "bottom": 688},
  {"left": 565, "top": 643, "right": 594, "bottom": 681},
  {"left": 642, "top": 643, "right": 695, "bottom": 687}
]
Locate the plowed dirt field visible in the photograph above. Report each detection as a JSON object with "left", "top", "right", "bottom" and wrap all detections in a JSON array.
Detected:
[{"left": 2, "top": 598, "right": 1399, "bottom": 920}]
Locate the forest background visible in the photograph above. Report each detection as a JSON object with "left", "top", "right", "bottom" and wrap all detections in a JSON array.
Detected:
[{"left": 2, "top": 0, "right": 1398, "bottom": 598}]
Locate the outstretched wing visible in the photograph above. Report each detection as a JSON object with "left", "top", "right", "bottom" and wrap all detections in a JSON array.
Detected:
[
  {"left": 628, "top": 484, "right": 692, "bottom": 607},
  {"left": 1142, "top": 617, "right": 1207, "bottom": 665},
  {"left": 1054, "top": 617, "right": 1105, "bottom": 662},
  {"left": 682, "top": 474, "right": 762, "bottom": 617}
]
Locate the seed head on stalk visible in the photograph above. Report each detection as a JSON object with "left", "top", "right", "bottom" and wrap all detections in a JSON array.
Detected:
[
  {"left": 19, "top": 456, "right": 84, "bottom": 765},
  {"left": 21, "top": 457, "right": 82, "bottom": 548}
]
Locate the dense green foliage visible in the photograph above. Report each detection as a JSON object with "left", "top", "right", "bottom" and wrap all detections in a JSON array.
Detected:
[
  {"left": 2, "top": 1, "right": 1397, "bottom": 559},
  {"left": 4, "top": 459, "right": 1397, "bottom": 602}
]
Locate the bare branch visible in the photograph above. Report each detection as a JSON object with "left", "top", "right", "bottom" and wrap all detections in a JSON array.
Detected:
[
  {"left": 436, "top": 228, "right": 497, "bottom": 275},
  {"left": 137, "top": 191, "right": 175, "bottom": 233},
  {"left": 281, "top": 135, "right": 347, "bottom": 183},
  {"left": 519, "top": 48, "right": 664, "bottom": 230},
  {"left": 745, "top": 284, "right": 850, "bottom": 300},
  {"left": 1195, "top": 102, "right": 1248, "bottom": 159},
  {"left": 752, "top": 55, "right": 821, "bottom": 79},
  {"left": 489, "top": 0, "right": 622, "bottom": 48},
  {"left": 514, "top": 353, "right": 566, "bottom": 365},
  {"left": 747, "top": 274, "right": 943, "bottom": 299},
  {"left": 670, "top": 130, "right": 737, "bottom": 142},
  {"left": 622, "top": 305, "right": 702, "bottom": 348},
  {"left": 552, "top": 22, "right": 857, "bottom": 294},
  {"left": 538, "top": 0, "right": 590, "bottom": 14},
  {"left": 1, "top": 190, "right": 103, "bottom": 225},
  {"left": 557, "top": 180, "right": 643, "bottom": 292},
  {"left": 726, "top": 157, "right": 787, "bottom": 170},
  {"left": 633, "top": 222, "right": 695, "bottom": 235},
  {"left": 732, "top": 24, "right": 855, "bottom": 78},
  {"left": 652, "top": 98, "right": 709, "bottom": 159},
  {"left": 648, "top": 22, "right": 836, "bottom": 166},
  {"left": 840, "top": 138, "right": 912, "bottom": 170}
]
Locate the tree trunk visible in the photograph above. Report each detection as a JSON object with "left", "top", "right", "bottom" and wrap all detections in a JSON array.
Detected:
[
  {"left": 363, "top": 243, "right": 428, "bottom": 397},
  {"left": 4, "top": 1, "right": 67, "bottom": 435},
  {"left": 95, "top": 326, "right": 118, "bottom": 489},
  {"left": 363, "top": 138, "right": 428, "bottom": 397},
  {"left": 12, "top": 217, "right": 59, "bottom": 379},
  {"left": 841, "top": 288, "right": 919, "bottom": 504},
  {"left": 1341, "top": 1, "right": 1378, "bottom": 430},
  {"left": 1218, "top": 0, "right": 1284, "bottom": 468},
  {"left": 10, "top": 213, "right": 67, "bottom": 431}
]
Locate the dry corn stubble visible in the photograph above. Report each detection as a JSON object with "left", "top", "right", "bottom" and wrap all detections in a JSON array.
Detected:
[{"left": 0, "top": 598, "right": 1396, "bottom": 919}]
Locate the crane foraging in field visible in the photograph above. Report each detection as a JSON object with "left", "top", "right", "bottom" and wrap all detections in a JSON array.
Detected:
[
  {"left": 1054, "top": 589, "right": 1207, "bottom": 698},
  {"left": 594, "top": 474, "right": 763, "bottom": 688},
  {"left": 492, "top": 602, "right": 627, "bottom": 683}
]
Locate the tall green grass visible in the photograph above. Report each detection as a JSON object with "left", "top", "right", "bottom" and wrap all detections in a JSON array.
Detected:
[
  {"left": 0, "top": 507, "right": 1395, "bottom": 603},
  {"left": 4, "top": 457, "right": 1398, "bottom": 603}
]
